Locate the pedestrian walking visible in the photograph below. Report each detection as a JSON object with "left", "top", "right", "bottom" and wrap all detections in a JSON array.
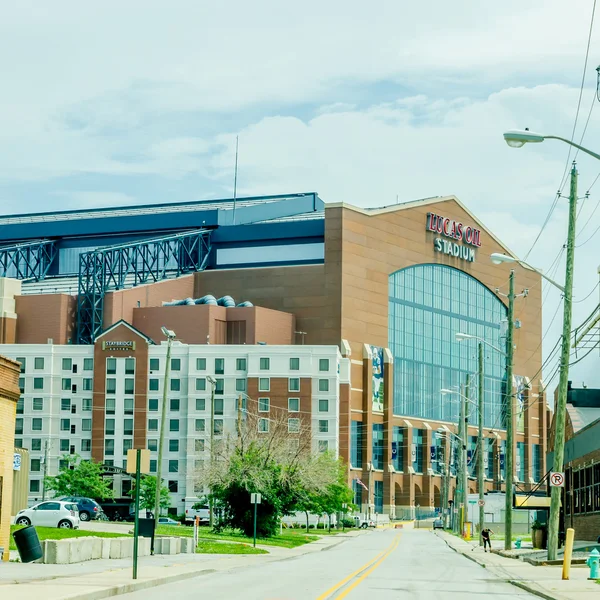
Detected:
[{"left": 481, "top": 528, "right": 493, "bottom": 552}]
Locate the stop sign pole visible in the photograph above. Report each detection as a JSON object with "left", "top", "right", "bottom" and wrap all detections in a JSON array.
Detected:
[{"left": 251, "top": 493, "right": 262, "bottom": 548}]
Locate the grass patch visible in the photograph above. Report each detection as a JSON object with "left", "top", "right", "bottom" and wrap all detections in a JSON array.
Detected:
[
  {"left": 156, "top": 524, "right": 193, "bottom": 537},
  {"left": 9, "top": 525, "right": 128, "bottom": 551},
  {"left": 196, "top": 540, "right": 267, "bottom": 555}
]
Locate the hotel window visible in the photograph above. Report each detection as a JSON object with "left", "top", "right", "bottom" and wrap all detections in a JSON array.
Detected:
[
  {"left": 150, "top": 460, "right": 157, "bottom": 473},
  {"left": 290, "top": 357, "right": 300, "bottom": 371},
  {"left": 318, "top": 379, "right": 329, "bottom": 392},
  {"left": 258, "top": 418, "right": 269, "bottom": 433},
  {"left": 215, "top": 378, "right": 224, "bottom": 395},
  {"left": 148, "top": 398, "right": 158, "bottom": 412},
  {"left": 288, "top": 398, "right": 300, "bottom": 412},
  {"left": 30, "top": 480, "right": 40, "bottom": 493},
  {"left": 105, "top": 419, "right": 115, "bottom": 435},
  {"left": 170, "top": 419, "right": 179, "bottom": 432},
  {"left": 148, "top": 439, "right": 158, "bottom": 451},
  {"left": 31, "top": 458, "right": 41, "bottom": 472},
  {"left": 124, "top": 379, "right": 135, "bottom": 395},
  {"left": 214, "top": 419, "right": 223, "bottom": 435},
  {"left": 168, "top": 481, "right": 178, "bottom": 493},
  {"left": 105, "top": 439, "right": 114, "bottom": 456},
  {"left": 169, "top": 439, "right": 179, "bottom": 452},
  {"left": 318, "top": 399, "right": 329, "bottom": 412},
  {"left": 32, "top": 398, "right": 43, "bottom": 411},
  {"left": 124, "top": 398, "right": 134, "bottom": 415},
  {"left": 195, "top": 419, "right": 206, "bottom": 432},
  {"left": 319, "top": 420, "right": 329, "bottom": 433},
  {"left": 19, "top": 377, "right": 24, "bottom": 393},
  {"left": 62, "top": 358, "right": 72, "bottom": 371},
  {"left": 34, "top": 357, "right": 44, "bottom": 370},
  {"left": 215, "top": 358, "right": 225, "bottom": 375},
  {"left": 170, "top": 398, "right": 180, "bottom": 411},
  {"left": 106, "top": 358, "right": 117, "bottom": 375},
  {"left": 392, "top": 426, "right": 404, "bottom": 472},
  {"left": 289, "top": 378, "right": 300, "bottom": 392},
  {"left": 236, "top": 358, "right": 247, "bottom": 371},
  {"left": 319, "top": 359, "right": 330, "bottom": 372},
  {"left": 214, "top": 398, "right": 224, "bottom": 416},
  {"left": 83, "top": 379, "right": 93, "bottom": 391},
  {"left": 60, "top": 439, "right": 69, "bottom": 452},
  {"left": 259, "top": 398, "right": 270, "bottom": 412},
  {"left": 350, "top": 421, "right": 363, "bottom": 469},
  {"left": 260, "top": 358, "right": 270, "bottom": 370},
  {"left": 125, "top": 358, "right": 135, "bottom": 375},
  {"left": 170, "top": 379, "right": 180, "bottom": 392},
  {"left": 16, "top": 357, "right": 26, "bottom": 372},
  {"left": 84, "top": 358, "right": 93, "bottom": 371},
  {"left": 83, "top": 398, "right": 92, "bottom": 412},
  {"left": 196, "top": 398, "right": 206, "bottom": 411},
  {"left": 82, "top": 419, "right": 92, "bottom": 432},
  {"left": 372, "top": 424, "right": 384, "bottom": 470},
  {"left": 123, "top": 439, "right": 133, "bottom": 455},
  {"left": 236, "top": 379, "right": 246, "bottom": 392},
  {"left": 124, "top": 419, "right": 133, "bottom": 436},
  {"left": 196, "top": 358, "right": 206, "bottom": 370},
  {"left": 149, "top": 358, "right": 159, "bottom": 371},
  {"left": 149, "top": 379, "right": 159, "bottom": 391},
  {"left": 148, "top": 419, "right": 158, "bottom": 432},
  {"left": 32, "top": 418, "right": 43, "bottom": 431},
  {"left": 169, "top": 460, "right": 178, "bottom": 473},
  {"left": 34, "top": 378, "right": 44, "bottom": 390},
  {"left": 196, "top": 378, "right": 206, "bottom": 391},
  {"left": 106, "top": 378, "right": 116, "bottom": 394},
  {"left": 31, "top": 438, "right": 41, "bottom": 451},
  {"left": 288, "top": 418, "right": 300, "bottom": 433},
  {"left": 258, "top": 378, "right": 270, "bottom": 392},
  {"left": 15, "top": 418, "right": 23, "bottom": 434},
  {"left": 171, "top": 358, "right": 181, "bottom": 371},
  {"left": 81, "top": 439, "right": 91, "bottom": 452},
  {"left": 106, "top": 398, "right": 116, "bottom": 415},
  {"left": 16, "top": 398, "right": 24, "bottom": 414},
  {"left": 195, "top": 439, "right": 205, "bottom": 452},
  {"left": 318, "top": 440, "right": 328, "bottom": 453}
]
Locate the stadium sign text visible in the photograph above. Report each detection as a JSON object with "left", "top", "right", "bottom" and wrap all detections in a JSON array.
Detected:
[{"left": 426, "top": 213, "right": 481, "bottom": 263}]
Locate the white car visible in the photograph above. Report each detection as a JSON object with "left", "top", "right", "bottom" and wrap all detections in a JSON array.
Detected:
[{"left": 15, "top": 501, "right": 80, "bottom": 529}]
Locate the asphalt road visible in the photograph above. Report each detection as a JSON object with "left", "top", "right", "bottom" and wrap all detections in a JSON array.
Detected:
[{"left": 119, "top": 528, "right": 538, "bottom": 599}]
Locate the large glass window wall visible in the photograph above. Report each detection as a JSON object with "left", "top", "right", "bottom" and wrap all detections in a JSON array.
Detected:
[{"left": 389, "top": 264, "right": 507, "bottom": 429}]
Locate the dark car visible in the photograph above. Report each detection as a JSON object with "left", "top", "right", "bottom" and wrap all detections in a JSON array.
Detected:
[{"left": 60, "top": 496, "right": 104, "bottom": 522}]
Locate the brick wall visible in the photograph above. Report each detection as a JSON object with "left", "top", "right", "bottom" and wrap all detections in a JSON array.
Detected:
[
  {"left": 0, "top": 355, "right": 22, "bottom": 561},
  {"left": 15, "top": 294, "right": 77, "bottom": 344}
]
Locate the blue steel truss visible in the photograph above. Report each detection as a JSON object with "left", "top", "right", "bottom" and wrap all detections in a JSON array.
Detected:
[
  {"left": 77, "top": 229, "right": 212, "bottom": 345},
  {"left": 0, "top": 239, "right": 57, "bottom": 281}
]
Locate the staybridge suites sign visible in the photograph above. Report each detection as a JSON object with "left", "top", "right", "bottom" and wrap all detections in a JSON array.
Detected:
[{"left": 426, "top": 213, "right": 481, "bottom": 262}]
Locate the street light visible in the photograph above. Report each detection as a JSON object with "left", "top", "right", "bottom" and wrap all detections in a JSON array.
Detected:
[
  {"left": 490, "top": 253, "right": 565, "bottom": 293},
  {"left": 155, "top": 327, "right": 176, "bottom": 539},
  {"left": 503, "top": 129, "right": 600, "bottom": 559},
  {"left": 503, "top": 129, "right": 600, "bottom": 160},
  {"left": 455, "top": 332, "right": 506, "bottom": 357}
]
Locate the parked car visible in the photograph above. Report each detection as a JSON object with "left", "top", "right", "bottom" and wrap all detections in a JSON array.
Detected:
[
  {"left": 15, "top": 501, "right": 80, "bottom": 529},
  {"left": 433, "top": 518, "right": 444, "bottom": 530},
  {"left": 158, "top": 517, "right": 180, "bottom": 526},
  {"left": 60, "top": 496, "right": 104, "bottom": 522}
]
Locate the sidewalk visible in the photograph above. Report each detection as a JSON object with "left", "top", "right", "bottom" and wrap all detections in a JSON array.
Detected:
[
  {"left": 437, "top": 531, "right": 598, "bottom": 600},
  {"left": 0, "top": 530, "right": 362, "bottom": 600}
]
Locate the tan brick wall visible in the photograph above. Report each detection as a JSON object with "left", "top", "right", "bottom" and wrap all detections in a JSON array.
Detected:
[
  {"left": 0, "top": 355, "right": 22, "bottom": 561},
  {"left": 15, "top": 294, "right": 77, "bottom": 344}
]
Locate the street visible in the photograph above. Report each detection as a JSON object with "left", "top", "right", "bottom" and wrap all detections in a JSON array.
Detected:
[{"left": 119, "top": 529, "right": 539, "bottom": 599}]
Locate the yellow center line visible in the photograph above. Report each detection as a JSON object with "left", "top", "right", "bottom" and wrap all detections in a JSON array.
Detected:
[{"left": 315, "top": 533, "right": 401, "bottom": 600}]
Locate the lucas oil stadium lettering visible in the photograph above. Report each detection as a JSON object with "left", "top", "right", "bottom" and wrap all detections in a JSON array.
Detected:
[{"left": 426, "top": 213, "right": 481, "bottom": 263}]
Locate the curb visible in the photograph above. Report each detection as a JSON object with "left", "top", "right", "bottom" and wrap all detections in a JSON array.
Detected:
[{"left": 509, "top": 580, "right": 570, "bottom": 600}]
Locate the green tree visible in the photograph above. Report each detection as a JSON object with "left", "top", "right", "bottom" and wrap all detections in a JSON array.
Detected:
[
  {"left": 44, "top": 454, "right": 113, "bottom": 500},
  {"left": 129, "top": 476, "right": 170, "bottom": 513},
  {"left": 311, "top": 455, "right": 354, "bottom": 531}
]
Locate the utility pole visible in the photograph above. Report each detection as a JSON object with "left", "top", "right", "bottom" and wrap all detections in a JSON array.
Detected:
[
  {"left": 462, "top": 377, "right": 469, "bottom": 537},
  {"left": 155, "top": 328, "right": 175, "bottom": 535},
  {"left": 208, "top": 376, "right": 216, "bottom": 528},
  {"left": 504, "top": 270, "right": 516, "bottom": 551},
  {"left": 478, "top": 342, "right": 485, "bottom": 545},
  {"left": 548, "top": 163, "right": 578, "bottom": 561},
  {"left": 42, "top": 439, "right": 50, "bottom": 501}
]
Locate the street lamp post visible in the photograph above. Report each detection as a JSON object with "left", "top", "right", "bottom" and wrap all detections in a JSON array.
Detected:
[
  {"left": 155, "top": 327, "right": 176, "bottom": 537},
  {"left": 503, "top": 129, "right": 591, "bottom": 560}
]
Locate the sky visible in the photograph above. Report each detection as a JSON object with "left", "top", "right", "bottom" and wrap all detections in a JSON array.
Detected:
[{"left": 0, "top": 1, "right": 599, "bottom": 390}]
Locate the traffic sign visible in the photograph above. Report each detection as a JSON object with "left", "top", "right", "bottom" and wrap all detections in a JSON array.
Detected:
[
  {"left": 251, "top": 493, "right": 262, "bottom": 504},
  {"left": 478, "top": 499, "right": 485, "bottom": 507},
  {"left": 550, "top": 472, "right": 565, "bottom": 487}
]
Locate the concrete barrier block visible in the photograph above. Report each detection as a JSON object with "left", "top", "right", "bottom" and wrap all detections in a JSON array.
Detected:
[
  {"left": 101, "top": 538, "right": 111, "bottom": 559},
  {"left": 90, "top": 537, "right": 103, "bottom": 560},
  {"left": 45, "top": 540, "right": 70, "bottom": 564},
  {"left": 109, "top": 539, "right": 122, "bottom": 559},
  {"left": 138, "top": 537, "right": 151, "bottom": 556},
  {"left": 157, "top": 537, "right": 176, "bottom": 555},
  {"left": 180, "top": 538, "right": 194, "bottom": 554},
  {"left": 120, "top": 538, "right": 134, "bottom": 558}
]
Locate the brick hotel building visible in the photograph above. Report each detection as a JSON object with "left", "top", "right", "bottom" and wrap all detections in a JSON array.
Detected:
[{"left": 0, "top": 192, "right": 549, "bottom": 515}]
